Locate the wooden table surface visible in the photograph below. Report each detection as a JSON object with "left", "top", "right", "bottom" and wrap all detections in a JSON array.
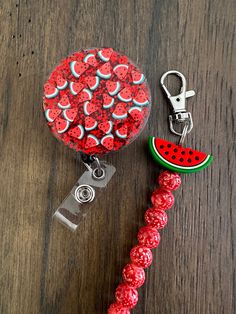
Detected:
[{"left": 0, "top": 1, "right": 235, "bottom": 313}]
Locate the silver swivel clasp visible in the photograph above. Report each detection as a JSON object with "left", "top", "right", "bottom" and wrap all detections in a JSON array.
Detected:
[{"left": 160, "top": 70, "right": 195, "bottom": 145}]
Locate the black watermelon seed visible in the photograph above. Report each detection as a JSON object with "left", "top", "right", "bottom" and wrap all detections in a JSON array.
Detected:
[
  {"left": 160, "top": 145, "right": 164, "bottom": 149},
  {"left": 174, "top": 148, "right": 178, "bottom": 152},
  {"left": 171, "top": 155, "right": 176, "bottom": 160},
  {"left": 180, "top": 158, "right": 184, "bottom": 162},
  {"left": 167, "top": 144, "right": 172, "bottom": 148},
  {"left": 187, "top": 158, "right": 192, "bottom": 162},
  {"left": 181, "top": 151, "right": 185, "bottom": 155},
  {"left": 195, "top": 156, "right": 199, "bottom": 161},
  {"left": 164, "top": 151, "right": 169, "bottom": 155},
  {"left": 189, "top": 151, "right": 193, "bottom": 155}
]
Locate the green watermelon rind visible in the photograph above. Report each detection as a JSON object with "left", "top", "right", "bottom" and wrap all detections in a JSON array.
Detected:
[
  {"left": 128, "top": 106, "right": 142, "bottom": 114},
  {"left": 86, "top": 134, "right": 100, "bottom": 147},
  {"left": 84, "top": 101, "right": 97, "bottom": 115},
  {"left": 89, "top": 76, "right": 100, "bottom": 91},
  {"left": 45, "top": 109, "right": 61, "bottom": 122},
  {"left": 103, "top": 97, "right": 114, "bottom": 109},
  {"left": 115, "top": 128, "right": 127, "bottom": 139},
  {"left": 58, "top": 97, "right": 71, "bottom": 109},
  {"left": 57, "top": 80, "right": 68, "bottom": 90},
  {"left": 148, "top": 136, "right": 213, "bottom": 173},
  {"left": 84, "top": 53, "right": 95, "bottom": 64},
  {"left": 113, "top": 64, "right": 129, "bottom": 79},
  {"left": 82, "top": 88, "right": 93, "bottom": 100},
  {"left": 133, "top": 73, "right": 145, "bottom": 85},
  {"left": 85, "top": 119, "right": 98, "bottom": 131},
  {"left": 62, "top": 109, "right": 76, "bottom": 122},
  {"left": 77, "top": 125, "right": 84, "bottom": 140},
  {"left": 101, "top": 134, "right": 114, "bottom": 149},
  {"left": 84, "top": 101, "right": 90, "bottom": 115},
  {"left": 69, "top": 82, "right": 80, "bottom": 96},
  {"left": 117, "top": 90, "right": 132, "bottom": 102},
  {"left": 108, "top": 82, "right": 120, "bottom": 96},
  {"left": 133, "top": 98, "right": 149, "bottom": 106},
  {"left": 106, "top": 121, "right": 113, "bottom": 134},
  {"left": 57, "top": 120, "right": 70, "bottom": 134},
  {"left": 96, "top": 69, "right": 111, "bottom": 79},
  {"left": 99, "top": 121, "right": 113, "bottom": 134},
  {"left": 45, "top": 88, "right": 59, "bottom": 99},
  {"left": 112, "top": 112, "right": 128, "bottom": 120},
  {"left": 97, "top": 50, "right": 110, "bottom": 62},
  {"left": 70, "top": 61, "right": 80, "bottom": 78}
]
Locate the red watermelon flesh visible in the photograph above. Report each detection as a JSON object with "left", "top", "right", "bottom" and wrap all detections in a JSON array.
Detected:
[
  {"left": 85, "top": 76, "right": 100, "bottom": 90},
  {"left": 58, "top": 94, "right": 71, "bottom": 109},
  {"left": 45, "top": 109, "right": 62, "bottom": 122},
  {"left": 44, "top": 83, "right": 58, "bottom": 99},
  {"left": 56, "top": 75, "right": 67, "bottom": 89},
  {"left": 152, "top": 138, "right": 211, "bottom": 168},
  {"left": 55, "top": 118, "right": 70, "bottom": 133},
  {"left": 96, "top": 62, "right": 112, "bottom": 79},
  {"left": 113, "top": 64, "right": 129, "bottom": 80},
  {"left": 98, "top": 48, "right": 113, "bottom": 61},
  {"left": 112, "top": 103, "right": 127, "bottom": 119},
  {"left": 83, "top": 53, "right": 98, "bottom": 67},
  {"left": 63, "top": 108, "right": 78, "bottom": 122},
  {"left": 118, "top": 87, "right": 132, "bottom": 102},
  {"left": 68, "top": 125, "right": 84, "bottom": 139},
  {"left": 133, "top": 89, "right": 149, "bottom": 106},
  {"left": 70, "top": 61, "right": 89, "bottom": 77},
  {"left": 77, "top": 89, "right": 93, "bottom": 103},
  {"left": 103, "top": 94, "right": 114, "bottom": 108},
  {"left": 84, "top": 101, "right": 98, "bottom": 115},
  {"left": 85, "top": 116, "right": 97, "bottom": 131},
  {"left": 70, "top": 82, "right": 84, "bottom": 95},
  {"left": 106, "top": 81, "right": 120, "bottom": 96},
  {"left": 131, "top": 70, "right": 145, "bottom": 84},
  {"left": 128, "top": 106, "right": 142, "bottom": 121},
  {"left": 85, "top": 134, "right": 99, "bottom": 148},
  {"left": 98, "top": 121, "right": 113, "bottom": 134},
  {"left": 115, "top": 125, "right": 127, "bottom": 138},
  {"left": 101, "top": 134, "right": 114, "bottom": 150}
]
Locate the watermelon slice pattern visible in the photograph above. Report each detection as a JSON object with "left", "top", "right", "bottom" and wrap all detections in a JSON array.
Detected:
[{"left": 43, "top": 47, "right": 151, "bottom": 154}]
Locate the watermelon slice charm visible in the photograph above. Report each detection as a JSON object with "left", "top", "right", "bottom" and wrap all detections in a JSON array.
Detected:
[
  {"left": 149, "top": 137, "right": 213, "bottom": 173},
  {"left": 149, "top": 70, "right": 213, "bottom": 173}
]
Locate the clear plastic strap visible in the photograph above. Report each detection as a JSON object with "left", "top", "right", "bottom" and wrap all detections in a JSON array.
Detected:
[{"left": 53, "top": 161, "right": 116, "bottom": 231}]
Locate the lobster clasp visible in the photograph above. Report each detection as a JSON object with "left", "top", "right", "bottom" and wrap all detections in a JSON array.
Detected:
[{"left": 160, "top": 70, "right": 195, "bottom": 143}]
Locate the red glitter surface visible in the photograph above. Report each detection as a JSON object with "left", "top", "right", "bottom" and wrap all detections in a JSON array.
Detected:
[{"left": 43, "top": 48, "right": 151, "bottom": 155}]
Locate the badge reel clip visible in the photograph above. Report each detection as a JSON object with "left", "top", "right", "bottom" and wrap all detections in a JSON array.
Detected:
[{"left": 53, "top": 155, "right": 116, "bottom": 231}]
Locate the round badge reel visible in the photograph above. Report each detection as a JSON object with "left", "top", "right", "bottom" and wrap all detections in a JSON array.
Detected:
[{"left": 43, "top": 48, "right": 151, "bottom": 231}]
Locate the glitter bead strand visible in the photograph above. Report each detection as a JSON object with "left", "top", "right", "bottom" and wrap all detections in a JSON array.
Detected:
[{"left": 108, "top": 170, "right": 181, "bottom": 313}]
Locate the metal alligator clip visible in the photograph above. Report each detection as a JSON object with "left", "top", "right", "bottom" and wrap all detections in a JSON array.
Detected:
[
  {"left": 160, "top": 70, "right": 195, "bottom": 145},
  {"left": 53, "top": 155, "right": 116, "bottom": 231}
]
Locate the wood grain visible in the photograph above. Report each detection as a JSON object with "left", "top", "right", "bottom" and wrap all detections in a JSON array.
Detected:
[{"left": 0, "top": 0, "right": 235, "bottom": 313}]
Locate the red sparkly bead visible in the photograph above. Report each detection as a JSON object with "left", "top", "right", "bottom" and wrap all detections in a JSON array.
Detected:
[
  {"left": 137, "top": 226, "right": 160, "bottom": 248},
  {"left": 151, "top": 187, "right": 174, "bottom": 210},
  {"left": 108, "top": 303, "right": 130, "bottom": 314},
  {"left": 158, "top": 170, "right": 181, "bottom": 191},
  {"left": 122, "top": 263, "right": 145, "bottom": 288},
  {"left": 115, "top": 283, "right": 138, "bottom": 309},
  {"left": 144, "top": 208, "right": 168, "bottom": 229},
  {"left": 130, "top": 245, "right": 153, "bottom": 268}
]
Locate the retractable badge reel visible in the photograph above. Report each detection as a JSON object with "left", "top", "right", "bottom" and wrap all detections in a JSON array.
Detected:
[{"left": 43, "top": 48, "right": 151, "bottom": 231}]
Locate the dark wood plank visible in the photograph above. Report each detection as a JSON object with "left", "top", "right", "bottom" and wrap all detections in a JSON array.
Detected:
[{"left": 0, "top": 0, "right": 235, "bottom": 313}]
